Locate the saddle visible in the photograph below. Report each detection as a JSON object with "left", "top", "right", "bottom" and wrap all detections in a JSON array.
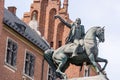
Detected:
[{"left": 64, "top": 43, "right": 84, "bottom": 54}]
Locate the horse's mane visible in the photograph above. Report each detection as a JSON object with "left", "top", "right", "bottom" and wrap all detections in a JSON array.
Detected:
[{"left": 85, "top": 26, "right": 101, "bottom": 35}]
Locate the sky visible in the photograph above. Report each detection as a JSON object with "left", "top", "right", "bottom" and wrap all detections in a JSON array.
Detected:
[{"left": 5, "top": 0, "right": 120, "bottom": 80}]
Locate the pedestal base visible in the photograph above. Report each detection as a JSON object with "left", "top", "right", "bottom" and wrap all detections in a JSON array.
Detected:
[{"left": 68, "top": 74, "right": 108, "bottom": 80}]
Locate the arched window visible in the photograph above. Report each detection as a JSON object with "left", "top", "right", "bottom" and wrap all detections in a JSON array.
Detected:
[
  {"left": 47, "top": 8, "right": 57, "bottom": 45},
  {"left": 56, "top": 23, "right": 64, "bottom": 48},
  {"left": 31, "top": 10, "right": 38, "bottom": 20}
]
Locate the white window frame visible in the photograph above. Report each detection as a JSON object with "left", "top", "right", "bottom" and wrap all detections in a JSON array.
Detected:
[
  {"left": 4, "top": 37, "right": 18, "bottom": 71},
  {"left": 23, "top": 49, "right": 36, "bottom": 80}
]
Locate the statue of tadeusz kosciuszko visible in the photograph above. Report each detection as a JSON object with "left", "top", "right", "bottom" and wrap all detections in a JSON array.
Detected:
[
  {"left": 44, "top": 15, "right": 108, "bottom": 79},
  {"left": 55, "top": 15, "right": 85, "bottom": 57}
]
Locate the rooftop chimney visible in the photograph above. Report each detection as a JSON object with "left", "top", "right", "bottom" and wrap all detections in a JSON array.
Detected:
[{"left": 8, "top": 6, "right": 17, "bottom": 15}]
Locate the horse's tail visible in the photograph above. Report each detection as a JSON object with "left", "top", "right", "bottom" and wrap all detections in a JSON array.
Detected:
[{"left": 44, "top": 49, "right": 57, "bottom": 71}]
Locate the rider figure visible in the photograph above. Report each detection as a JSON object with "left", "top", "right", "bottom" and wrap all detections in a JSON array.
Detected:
[{"left": 54, "top": 15, "right": 85, "bottom": 57}]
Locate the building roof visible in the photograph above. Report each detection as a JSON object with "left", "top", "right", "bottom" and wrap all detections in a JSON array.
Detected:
[{"left": 3, "top": 8, "right": 50, "bottom": 51}]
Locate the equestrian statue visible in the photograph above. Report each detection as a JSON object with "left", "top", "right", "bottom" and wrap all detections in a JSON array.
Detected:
[{"left": 44, "top": 15, "right": 108, "bottom": 79}]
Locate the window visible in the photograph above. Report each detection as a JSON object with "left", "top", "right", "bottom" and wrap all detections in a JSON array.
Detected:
[
  {"left": 58, "top": 41, "right": 62, "bottom": 47},
  {"left": 50, "top": 42, "right": 53, "bottom": 47},
  {"left": 5, "top": 38, "right": 18, "bottom": 67},
  {"left": 24, "top": 51, "right": 35, "bottom": 78},
  {"left": 31, "top": 11, "right": 38, "bottom": 20},
  {"left": 15, "top": 22, "right": 26, "bottom": 32},
  {"left": 48, "top": 67, "right": 56, "bottom": 80}
]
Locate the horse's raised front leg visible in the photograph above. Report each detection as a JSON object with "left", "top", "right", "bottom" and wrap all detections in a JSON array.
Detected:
[
  {"left": 89, "top": 53, "right": 101, "bottom": 74},
  {"left": 96, "top": 57, "right": 108, "bottom": 71}
]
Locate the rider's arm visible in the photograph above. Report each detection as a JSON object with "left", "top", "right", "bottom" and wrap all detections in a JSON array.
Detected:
[{"left": 54, "top": 15, "right": 72, "bottom": 28}]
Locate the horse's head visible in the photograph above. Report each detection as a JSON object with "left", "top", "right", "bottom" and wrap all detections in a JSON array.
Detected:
[{"left": 96, "top": 27, "right": 105, "bottom": 42}]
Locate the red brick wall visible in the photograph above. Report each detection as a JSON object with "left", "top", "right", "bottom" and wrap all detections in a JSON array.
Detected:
[
  {"left": 65, "top": 64, "right": 81, "bottom": 78},
  {"left": 0, "top": 26, "right": 49, "bottom": 80},
  {"left": 0, "top": 0, "right": 4, "bottom": 36},
  {"left": 22, "top": 0, "right": 69, "bottom": 49},
  {"left": 0, "top": 0, "right": 5, "bottom": 79}
]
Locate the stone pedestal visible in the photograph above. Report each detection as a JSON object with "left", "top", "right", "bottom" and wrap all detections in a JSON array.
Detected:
[{"left": 68, "top": 74, "right": 108, "bottom": 80}]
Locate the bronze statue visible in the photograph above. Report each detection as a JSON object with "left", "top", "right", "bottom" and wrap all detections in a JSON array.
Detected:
[
  {"left": 44, "top": 16, "right": 108, "bottom": 79},
  {"left": 54, "top": 15, "right": 85, "bottom": 57}
]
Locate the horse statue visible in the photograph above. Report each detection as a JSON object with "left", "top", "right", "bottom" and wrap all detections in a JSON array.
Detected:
[{"left": 44, "top": 26, "right": 108, "bottom": 79}]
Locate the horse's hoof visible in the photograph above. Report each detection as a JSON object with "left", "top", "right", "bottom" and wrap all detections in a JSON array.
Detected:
[{"left": 102, "top": 71, "right": 106, "bottom": 75}]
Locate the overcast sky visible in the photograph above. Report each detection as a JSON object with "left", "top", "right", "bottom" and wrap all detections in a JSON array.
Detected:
[{"left": 5, "top": 0, "right": 120, "bottom": 80}]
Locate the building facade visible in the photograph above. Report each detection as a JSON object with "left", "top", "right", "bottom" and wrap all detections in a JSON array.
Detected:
[
  {"left": 0, "top": 0, "right": 4, "bottom": 35},
  {"left": 0, "top": 3, "right": 51, "bottom": 80}
]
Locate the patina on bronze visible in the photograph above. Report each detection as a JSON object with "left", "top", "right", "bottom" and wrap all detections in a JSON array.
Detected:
[{"left": 44, "top": 15, "right": 108, "bottom": 79}]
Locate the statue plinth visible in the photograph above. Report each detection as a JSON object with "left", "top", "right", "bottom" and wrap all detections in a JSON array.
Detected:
[{"left": 67, "top": 74, "right": 109, "bottom": 80}]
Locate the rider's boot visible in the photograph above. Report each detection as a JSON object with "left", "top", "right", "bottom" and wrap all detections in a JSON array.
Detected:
[
  {"left": 71, "top": 52, "right": 77, "bottom": 57},
  {"left": 71, "top": 45, "right": 79, "bottom": 58}
]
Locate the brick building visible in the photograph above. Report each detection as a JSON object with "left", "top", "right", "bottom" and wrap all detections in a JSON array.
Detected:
[
  {"left": 22, "top": 0, "right": 97, "bottom": 79},
  {"left": 0, "top": 0, "right": 4, "bottom": 35},
  {"left": 0, "top": 1, "right": 53, "bottom": 80},
  {"left": 22, "top": 0, "right": 70, "bottom": 49}
]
